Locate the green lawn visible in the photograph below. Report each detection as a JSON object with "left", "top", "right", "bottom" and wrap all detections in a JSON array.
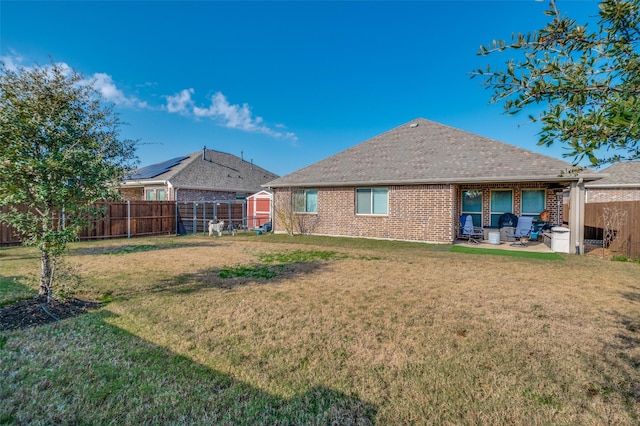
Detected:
[{"left": 1, "top": 234, "right": 639, "bottom": 425}]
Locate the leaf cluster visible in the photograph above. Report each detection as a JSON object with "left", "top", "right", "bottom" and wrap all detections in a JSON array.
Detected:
[{"left": 472, "top": 0, "right": 640, "bottom": 167}]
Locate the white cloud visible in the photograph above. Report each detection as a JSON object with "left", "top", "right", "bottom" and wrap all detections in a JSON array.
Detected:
[
  {"left": 0, "top": 52, "right": 25, "bottom": 71},
  {"left": 166, "top": 88, "right": 195, "bottom": 114},
  {"left": 178, "top": 90, "right": 298, "bottom": 142},
  {"left": 89, "top": 72, "right": 148, "bottom": 108},
  {"left": 91, "top": 73, "right": 129, "bottom": 105},
  {"left": 194, "top": 92, "right": 261, "bottom": 130},
  {"left": 1, "top": 54, "right": 147, "bottom": 108},
  {"left": 2, "top": 53, "right": 296, "bottom": 142}
]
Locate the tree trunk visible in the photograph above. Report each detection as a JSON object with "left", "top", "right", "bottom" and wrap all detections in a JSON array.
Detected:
[{"left": 40, "top": 250, "right": 52, "bottom": 297}]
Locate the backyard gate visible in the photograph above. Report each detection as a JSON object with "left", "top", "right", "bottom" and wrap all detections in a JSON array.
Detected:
[{"left": 175, "top": 200, "right": 247, "bottom": 235}]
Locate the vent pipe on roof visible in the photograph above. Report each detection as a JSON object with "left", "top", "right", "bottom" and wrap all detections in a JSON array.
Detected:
[
  {"left": 410, "top": 123, "right": 419, "bottom": 128},
  {"left": 241, "top": 151, "right": 244, "bottom": 161},
  {"left": 202, "top": 146, "right": 206, "bottom": 160}
]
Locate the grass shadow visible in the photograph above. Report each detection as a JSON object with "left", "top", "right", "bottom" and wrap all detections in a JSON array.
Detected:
[
  {"left": 0, "top": 276, "right": 36, "bottom": 308},
  {"left": 621, "top": 286, "right": 640, "bottom": 303},
  {"left": 0, "top": 310, "right": 377, "bottom": 424},
  {"left": 69, "top": 239, "right": 220, "bottom": 257},
  {"left": 140, "top": 260, "right": 329, "bottom": 297},
  {"left": 602, "top": 310, "right": 640, "bottom": 405},
  {"left": 100, "top": 248, "right": 348, "bottom": 300}
]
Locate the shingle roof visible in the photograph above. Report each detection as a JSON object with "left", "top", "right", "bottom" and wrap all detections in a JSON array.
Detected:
[
  {"left": 265, "top": 118, "right": 601, "bottom": 188},
  {"left": 584, "top": 161, "right": 640, "bottom": 187},
  {"left": 124, "top": 148, "right": 279, "bottom": 193}
]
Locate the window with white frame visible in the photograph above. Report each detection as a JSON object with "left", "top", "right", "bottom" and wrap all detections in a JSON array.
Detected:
[
  {"left": 521, "top": 189, "right": 546, "bottom": 220},
  {"left": 293, "top": 189, "right": 318, "bottom": 213},
  {"left": 461, "top": 190, "right": 482, "bottom": 227},
  {"left": 490, "top": 190, "right": 513, "bottom": 227},
  {"left": 356, "top": 188, "right": 388, "bottom": 215},
  {"left": 145, "top": 188, "right": 166, "bottom": 201}
]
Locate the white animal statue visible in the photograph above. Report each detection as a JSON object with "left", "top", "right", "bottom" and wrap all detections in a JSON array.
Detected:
[{"left": 208, "top": 220, "right": 225, "bottom": 237}]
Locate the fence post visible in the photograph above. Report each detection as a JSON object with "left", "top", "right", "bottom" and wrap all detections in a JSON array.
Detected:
[
  {"left": 127, "top": 200, "right": 131, "bottom": 239},
  {"left": 203, "top": 201, "right": 207, "bottom": 236},
  {"left": 193, "top": 202, "right": 198, "bottom": 235}
]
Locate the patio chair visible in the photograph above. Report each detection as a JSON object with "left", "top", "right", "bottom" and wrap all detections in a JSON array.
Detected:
[
  {"left": 506, "top": 216, "right": 534, "bottom": 246},
  {"left": 460, "top": 214, "right": 483, "bottom": 244}
]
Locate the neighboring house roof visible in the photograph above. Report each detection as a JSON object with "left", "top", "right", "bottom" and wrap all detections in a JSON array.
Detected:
[
  {"left": 123, "top": 148, "right": 279, "bottom": 193},
  {"left": 585, "top": 161, "right": 640, "bottom": 188},
  {"left": 265, "top": 118, "right": 602, "bottom": 188}
]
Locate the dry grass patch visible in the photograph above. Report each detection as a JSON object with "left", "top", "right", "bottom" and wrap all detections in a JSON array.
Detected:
[{"left": 1, "top": 234, "right": 639, "bottom": 424}]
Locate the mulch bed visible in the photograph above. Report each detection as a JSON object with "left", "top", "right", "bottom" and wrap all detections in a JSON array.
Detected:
[{"left": 0, "top": 297, "right": 102, "bottom": 331}]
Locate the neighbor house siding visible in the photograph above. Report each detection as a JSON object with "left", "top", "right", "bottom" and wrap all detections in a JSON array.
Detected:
[
  {"left": 586, "top": 188, "right": 640, "bottom": 203},
  {"left": 273, "top": 185, "right": 455, "bottom": 243}
]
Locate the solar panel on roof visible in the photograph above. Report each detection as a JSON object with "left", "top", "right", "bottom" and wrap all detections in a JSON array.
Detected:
[{"left": 127, "top": 155, "right": 189, "bottom": 179}]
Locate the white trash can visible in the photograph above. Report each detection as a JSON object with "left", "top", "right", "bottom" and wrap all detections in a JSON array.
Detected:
[
  {"left": 550, "top": 227, "right": 570, "bottom": 253},
  {"left": 488, "top": 231, "right": 501, "bottom": 245}
]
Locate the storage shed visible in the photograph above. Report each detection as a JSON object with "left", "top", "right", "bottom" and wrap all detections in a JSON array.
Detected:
[{"left": 247, "top": 190, "right": 272, "bottom": 229}]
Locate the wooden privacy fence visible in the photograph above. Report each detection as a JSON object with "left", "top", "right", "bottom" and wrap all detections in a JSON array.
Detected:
[
  {"left": 583, "top": 201, "right": 640, "bottom": 258},
  {"left": 1, "top": 200, "right": 263, "bottom": 246},
  {"left": 79, "top": 201, "right": 176, "bottom": 240},
  {"left": 0, "top": 205, "right": 23, "bottom": 246},
  {"left": 0, "top": 201, "right": 176, "bottom": 247}
]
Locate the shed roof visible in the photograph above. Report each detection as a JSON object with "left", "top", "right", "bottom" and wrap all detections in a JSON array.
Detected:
[{"left": 265, "top": 118, "right": 601, "bottom": 188}]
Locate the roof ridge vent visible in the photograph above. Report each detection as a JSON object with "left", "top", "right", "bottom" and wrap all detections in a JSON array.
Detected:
[{"left": 409, "top": 123, "right": 419, "bottom": 128}]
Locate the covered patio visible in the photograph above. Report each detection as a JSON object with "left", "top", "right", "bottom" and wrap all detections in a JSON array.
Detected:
[{"left": 454, "top": 236, "right": 554, "bottom": 253}]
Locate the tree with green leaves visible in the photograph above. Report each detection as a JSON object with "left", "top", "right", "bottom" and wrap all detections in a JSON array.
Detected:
[
  {"left": 0, "top": 60, "right": 138, "bottom": 300},
  {"left": 472, "top": 0, "right": 640, "bottom": 168}
]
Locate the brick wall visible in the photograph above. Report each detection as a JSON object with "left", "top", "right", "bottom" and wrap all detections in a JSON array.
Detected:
[
  {"left": 273, "top": 185, "right": 455, "bottom": 243},
  {"left": 273, "top": 182, "right": 566, "bottom": 244},
  {"left": 586, "top": 188, "right": 640, "bottom": 203},
  {"left": 119, "top": 187, "right": 144, "bottom": 201}
]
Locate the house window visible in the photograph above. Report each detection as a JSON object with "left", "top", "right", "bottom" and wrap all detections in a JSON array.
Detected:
[
  {"left": 293, "top": 189, "right": 318, "bottom": 213},
  {"left": 490, "top": 190, "right": 513, "bottom": 227},
  {"left": 521, "top": 189, "right": 545, "bottom": 220},
  {"left": 145, "top": 189, "right": 155, "bottom": 201},
  {"left": 461, "top": 190, "right": 482, "bottom": 227},
  {"left": 157, "top": 189, "right": 166, "bottom": 201},
  {"left": 356, "top": 188, "right": 388, "bottom": 215}
]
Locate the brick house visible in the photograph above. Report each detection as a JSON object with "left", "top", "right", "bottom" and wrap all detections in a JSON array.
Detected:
[
  {"left": 120, "top": 147, "right": 278, "bottom": 202},
  {"left": 264, "top": 118, "right": 602, "bottom": 252},
  {"left": 585, "top": 161, "right": 640, "bottom": 203}
]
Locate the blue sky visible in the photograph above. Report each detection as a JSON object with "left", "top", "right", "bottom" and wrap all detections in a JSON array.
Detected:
[{"left": 1, "top": 0, "right": 600, "bottom": 176}]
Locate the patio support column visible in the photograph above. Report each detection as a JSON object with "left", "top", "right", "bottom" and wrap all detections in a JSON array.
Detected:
[{"left": 568, "top": 179, "right": 586, "bottom": 254}]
